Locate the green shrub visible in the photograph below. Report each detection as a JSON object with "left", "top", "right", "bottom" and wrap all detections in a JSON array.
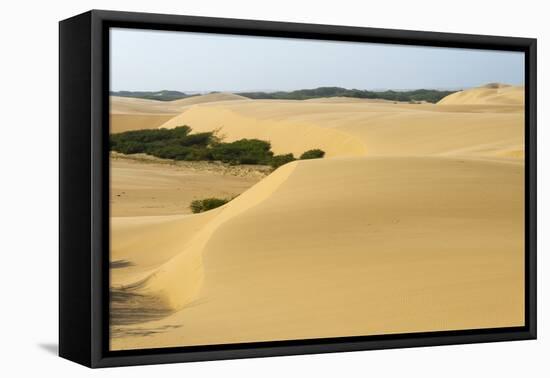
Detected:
[
  {"left": 110, "top": 126, "right": 216, "bottom": 159},
  {"left": 110, "top": 125, "right": 324, "bottom": 168},
  {"left": 180, "top": 147, "right": 213, "bottom": 161},
  {"left": 270, "top": 153, "right": 296, "bottom": 168},
  {"left": 210, "top": 139, "right": 273, "bottom": 165},
  {"left": 170, "top": 125, "right": 193, "bottom": 137},
  {"left": 151, "top": 144, "right": 187, "bottom": 160},
  {"left": 300, "top": 149, "right": 325, "bottom": 159},
  {"left": 190, "top": 197, "right": 230, "bottom": 213},
  {"left": 111, "top": 127, "right": 188, "bottom": 144},
  {"left": 112, "top": 141, "right": 147, "bottom": 154},
  {"left": 179, "top": 132, "right": 213, "bottom": 147}
]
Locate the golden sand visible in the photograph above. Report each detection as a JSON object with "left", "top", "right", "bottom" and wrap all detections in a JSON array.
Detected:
[
  {"left": 437, "top": 83, "right": 524, "bottom": 106},
  {"left": 110, "top": 85, "right": 525, "bottom": 350},
  {"left": 110, "top": 154, "right": 267, "bottom": 217},
  {"left": 110, "top": 92, "right": 248, "bottom": 133}
]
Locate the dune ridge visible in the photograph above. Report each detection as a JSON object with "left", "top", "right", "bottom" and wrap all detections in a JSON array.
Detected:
[
  {"left": 111, "top": 97, "right": 184, "bottom": 115},
  {"left": 110, "top": 114, "right": 176, "bottom": 133},
  {"left": 160, "top": 104, "right": 369, "bottom": 158},
  {"left": 437, "top": 84, "right": 524, "bottom": 106},
  {"left": 110, "top": 93, "right": 249, "bottom": 133},
  {"left": 112, "top": 162, "right": 297, "bottom": 312},
  {"left": 169, "top": 92, "right": 248, "bottom": 106}
]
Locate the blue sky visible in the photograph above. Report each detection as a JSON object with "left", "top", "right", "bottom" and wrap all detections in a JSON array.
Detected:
[{"left": 110, "top": 28, "right": 524, "bottom": 92}]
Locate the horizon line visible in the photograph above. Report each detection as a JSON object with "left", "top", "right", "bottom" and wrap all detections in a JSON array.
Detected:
[{"left": 110, "top": 82, "right": 525, "bottom": 95}]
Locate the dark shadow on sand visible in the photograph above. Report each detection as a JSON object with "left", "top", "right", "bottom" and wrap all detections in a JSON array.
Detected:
[
  {"left": 110, "top": 259, "right": 134, "bottom": 269},
  {"left": 110, "top": 283, "right": 177, "bottom": 339},
  {"left": 110, "top": 289, "right": 173, "bottom": 326}
]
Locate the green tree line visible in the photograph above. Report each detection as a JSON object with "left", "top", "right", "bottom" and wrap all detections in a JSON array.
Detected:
[{"left": 239, "top": 86, "right": 456, "bottom": 103}]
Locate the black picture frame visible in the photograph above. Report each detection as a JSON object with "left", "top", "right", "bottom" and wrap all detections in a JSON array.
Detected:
[{"left": 59, "top": 9, "right": 537, "bottom": 368}]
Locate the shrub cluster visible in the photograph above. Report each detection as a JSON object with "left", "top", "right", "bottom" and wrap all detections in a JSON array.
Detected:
[
  {"left": 269, "top": 153, "right": 295, "bottom": 168},
  {"left": 110, "top": 126, "right": 216, "bottom": 161},
  {"left": 190, "top": 197, "right": 230, "bottom": 213},
  {"left": 110, "top": 126, "right": 325, "bottom": 168},
  {"left": 210, "top": 139, "right": 273, "bottom": 165},
  {"left": 300, "top": 149, "right": 325, "bottom": 159}
]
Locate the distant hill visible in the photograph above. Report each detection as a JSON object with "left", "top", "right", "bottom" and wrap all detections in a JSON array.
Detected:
[
  {"left": 238, "top": 87, "right": 458, "bottom": 103},
  {"left": 110, "top": 90, "right": 198, "bottom": 101},
  {"left": 111, "top": 87, "right": 458, "bottom": 103}
]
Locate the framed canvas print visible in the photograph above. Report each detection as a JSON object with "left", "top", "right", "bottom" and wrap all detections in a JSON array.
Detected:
[{"left": 59, "top": 10, "right": 537, "bottom": 368}]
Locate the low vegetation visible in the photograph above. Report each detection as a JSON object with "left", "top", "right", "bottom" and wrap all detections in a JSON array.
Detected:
[
  {"left": 239, "top": 86, "right": 456, "bottom": 103},
  {"left": 112, "top": 87, "right": 456, "bottom": 103},
  {"left": 300, "top": 149, "right": 326, "bottom": 159},
  {"left": 110, "top": 90, "right": 196, "bottom": 101},
  {"left": 110, "top": 126, "right": 326, "bottom": 168},
  {"left": 270, "top": 154, "right": 296, "bottom": 168},
  {"left": 190, "top": 197, "right": 231, "bottom": 213},
  {"left": 209, "top": 138, "right": 273, "bottom": 165}
]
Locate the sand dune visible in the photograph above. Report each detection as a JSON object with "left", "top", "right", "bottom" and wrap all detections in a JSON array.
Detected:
[
  {"left": 110, "top": 84, "right": 525, "bottom": 350},
  {"left": 437, "top": 84, "right": 524, "bottom": 106},
  {"left": 112, "top": 162, "right": 296, "bottom": 332},
  {"left": 159, "top": 96, "right": 523, "bottom": 159},
  {"left": 110, "top": 96, "right": 181, "bottom": 133},
  {"left": 110, "top": 93, "right": 249, "bottom": 133},
  {"left": 111, "top": 92, "right": 248, "bottom": 114},
  {"left": 110, "top": 210, "right": 220, "bottom": 286},
  {"left": 170, "top": 92, "right": 248, "bottom": 106},
  {"left": 111, "top": 97, "right": 186, "bottom": 115},
  {"left": 111, "top": 156, "right": 524, "bottom": 349},
  {"left": 110, "top": 114, "right": 176, "bottom": 133},
  {"left": 161, "top": 102, "right": 369, "bottom": 157}
]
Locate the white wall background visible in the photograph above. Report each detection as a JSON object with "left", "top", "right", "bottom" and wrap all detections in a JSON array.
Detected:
[{"left": 0, "top": 0, "right": 546, "bottom": 376}]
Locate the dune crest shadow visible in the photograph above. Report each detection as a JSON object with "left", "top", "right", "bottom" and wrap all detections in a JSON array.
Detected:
[
  {"left": 110, "top": 283, "right": 178, "bottom": 339},
  {"left": 110, "top": 286, "right": 173, "bottom": 326},
  {"left": 110, "top": 259, "right": 134, "bottom": 269}
]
